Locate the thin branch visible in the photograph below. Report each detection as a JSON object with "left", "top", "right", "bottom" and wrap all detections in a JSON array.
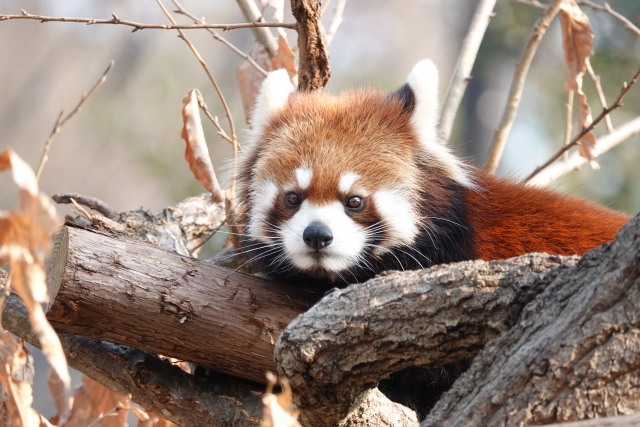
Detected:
[
  {"left": 586, "top": 59, "right": 614, "bottom": 132},
  {"left": 526, "top": 115, "right": 640, "bottom": 186},
  {"left": 171, "top": 0, "right": 267, "bottom": 76},
  {"left": 563, "top": 90, "right": 574, "bottom": 161},
  {"left": 320, "top": 0, "right": 333, "bottom": 16},
  {"left": 154, "top": 0, "right": 240, "bottom": 249},
  {"left": 439, "top": 0, "right": 497, "bottom": 142},
  {"left": 0, "top": 11, "right": 296, "bottom": 31},
  {"left": 577, "top": 0, "right": 640, "bottom": 37},
  {"left": 235, "top": 0, "right": 280, "bottom": 57},
  {"left": 483, "top": 0, "right": 564, "bottom": 173},
  {"left": 35, "top": 60, "right": 113, "bottom": 180},
  {"left": 325, "top": 0, "right": 348, "bottom": 46},
  {"left": 52, "top": 193, "right": 120, "bottom": 221},
  {"left": 194, "top": 89, "right": 235, "bottom": 146},
  {"left": 524, "top": 67, "right": 640, "bottom": 183},
  {"left": 519, "top": 0, "right": 640, "bottom": 37}
]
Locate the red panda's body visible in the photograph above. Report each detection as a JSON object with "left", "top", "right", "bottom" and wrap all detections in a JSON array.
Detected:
[
  {"left": 236, "top": 59, "right": 630, "bottom": 418},
  {"left": 465, "top": 173, "right": 629, "bottom": 261}
]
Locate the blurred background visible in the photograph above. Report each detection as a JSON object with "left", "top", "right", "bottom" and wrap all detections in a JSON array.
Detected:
[{"left": 0, "top": 0, "right": 639, "bottom": 418}]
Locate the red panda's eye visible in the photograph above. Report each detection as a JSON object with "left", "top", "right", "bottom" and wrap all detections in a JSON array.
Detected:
[
  {"left": 346, "top": 196, "right": 363, "bottom": 210},
  {"left": 286, "top": 192, "right": 301, "bottom": 207}
]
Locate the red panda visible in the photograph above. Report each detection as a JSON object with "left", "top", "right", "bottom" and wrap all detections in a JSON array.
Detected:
[
  {"left": 234, "top": 59, "right": 631, "bottom": 418},
  {"left": 235, "top": 59, "right": 630, "bottom": 286}
]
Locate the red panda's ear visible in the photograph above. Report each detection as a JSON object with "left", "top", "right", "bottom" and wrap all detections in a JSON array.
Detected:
[
  {"left": 248, "top": 70, "right": 294, "bottom": 148},
  {"left": 403, "top": 59, "right": 476, "bottom": 189}
]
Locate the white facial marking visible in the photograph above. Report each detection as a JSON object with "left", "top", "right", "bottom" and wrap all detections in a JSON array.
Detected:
[
  {"left": 407, "top": 59, "right": 476, "bottom": 189},
  {"left": 248, "top": 180, "right": 279, "bottom": 242},
  {"left": 281, "top": 201, "right": 367, "bottom": 272},
  {"left": 339, "top": 172, "right": 360, "bottom": 194},
  {"left": 295, "top": 167, "right": 313, "bottom": 190},
  {"left": 373, "top": 189, "right": 419, "bottom": 247}
]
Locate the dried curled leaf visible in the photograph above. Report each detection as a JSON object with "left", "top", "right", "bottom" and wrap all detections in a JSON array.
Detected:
[
  {"left": 0, "top": 332, "right": 41, "bottom": 427},
  {"left": 237, "top": 36, "right": 298, "bottom": 124},
  {"left": 559, "top": 0, "right": 599, "bottom": 168},
  {"left": 181, "top": 90, "right": 224, "bottom": 203},
  {"left": 261, "top": 374, "right": 301, "bottom": 427},
  {"left": 64, "top": 376, "right": 128, "bottom": 427},
  {"left": 0, "top": 148, "right": 71, "bottom": 419}
]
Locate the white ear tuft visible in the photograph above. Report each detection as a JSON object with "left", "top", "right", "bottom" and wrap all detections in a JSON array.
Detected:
[
  {"left": 248, "top": 69, "right": 294, "bottom": 147},
  {"left": 407, "top": 59, "right": 440, "bottom": 149},
  {"left": 406, "top": 59, "right": 476, "bottom": 189}
]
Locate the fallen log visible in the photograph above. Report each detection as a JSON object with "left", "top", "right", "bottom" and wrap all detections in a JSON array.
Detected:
[{"left": 44, "top": 225, "right": 322, "bottom": 384}]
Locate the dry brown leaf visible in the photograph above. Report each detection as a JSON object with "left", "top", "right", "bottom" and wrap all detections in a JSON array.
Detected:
[
  {"left": 64, "top": 376, "right": 128, "bottom": 427},
  {"left": 136, "top": 412, "right": 179, "bottom": 427},
  {"left": 261, "top": 375, "right": 300, "bottom": 427},
  {"left": 0, "top": 148, "right": 71, "bottom": 420},
  {"left": 47, "top": 367, "right": 66, "bottom": 426},
  {"left": 180, "top": 90, "right": 224, "bottom": 203},
  {"left": 559, "top": 0, "right": 599, "bottom": 168},
  {"left": 0, "top": 332, "right": 41, "bottom": 427},
  {"left": 237, "top": 45, "right": 272, "bottom": 124},
  {"left": 271, "top": 35, "right": 298, "bottom": 85},
  {"left": 237, "top": 36, "right": 298, "bottom": 125}
]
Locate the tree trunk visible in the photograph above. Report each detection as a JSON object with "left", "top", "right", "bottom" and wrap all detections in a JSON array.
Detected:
[{"left": 45, "top": 225, "right": 322, "bottom": 384}]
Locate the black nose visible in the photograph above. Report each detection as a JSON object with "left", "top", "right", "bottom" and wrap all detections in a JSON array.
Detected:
[{"left": 303, "top": 221, "right": 333, "bottom": 250}]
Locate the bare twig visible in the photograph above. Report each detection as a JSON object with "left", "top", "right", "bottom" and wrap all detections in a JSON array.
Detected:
[
  {"left": 235, "top": 0, "right": 280, "bottom": 57},
  {"left": 563, "top": 90, "right": 575, "bottom": 161},
  {"left": 325, "top": 0, "right": 348, "bottom": 46},
  {"left": 439, "top": 0, "right": 497, "bottom": 142},
  {"left": 483, "top": 0, "right": 564, "bottom": 173},
  {"left": 0, "top": 10, "right": 296, "bottom": 31},
  {"left": 578, "top": 1, "right": 640, "bottom": 37},
  {"left": 154, "top": 0, "right": 240, "bottom": 248},
  {"left": 171, "top": 0, "right": 267, "bottom": 76},
  {"left": 35, "top": 60, "right": 113, "bottom": 180},
  {"left": 586, "top": 59, "right": 614, "bottom": 132},
  {"left": 524, "top": 67, "right": 640, "bottom": 183},
  {"left": 527, "top": 115, "right": 640, "bottom": 186},
  {"left": 519, "top": 0, "right": 640, "bottom": 37},
  {"left": 52, "top": 193, "right": 120, "bottom": 221},
  {"left": 320, "top": 0, "right": 333, "bottom": 16},
  {"left": 193, "top": 89, "right": 239, "bottom": 147}
]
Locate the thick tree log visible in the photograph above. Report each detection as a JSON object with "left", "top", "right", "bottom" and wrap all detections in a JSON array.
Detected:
[
  {"left": 44, "top": 225, "right": 322, "bottom": 384},
  {"left": 2, "top": 291, "right": 263, "bottom": 427},
  {"left": 276, "top": 254, "right": 577, "bottom": 426},
  {"left": 423, "top": 214, "right": 640, "bottom": 426}
]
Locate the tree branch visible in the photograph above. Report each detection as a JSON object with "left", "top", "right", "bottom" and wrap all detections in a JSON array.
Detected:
[
  {"left": 483, "top": 0, "right": 564, "bottom": 173},
  {"left": 423, "top": 214, "right": 640, "bottom": 426},
  {"left": 1, "top": 292, "right": 263, "bottom": 427},
  {"left": 235, "top": 0, "right": 280, "bottom": 57},
  {"left": 577, "top": 0, "right": 640, "bottom": 37},
  {"left": 52, "top": 193, "right": 120, "bottom": 221},
  {"left": 526, "top": 115, "right": 640, "bottom": 186},
  {"left": 524, "top": 67, "right": 640, "bottom": 183},
  {"left": 276, "top": 253, "right": 577, "bottom": 426},
  {"left": 0, "top": 10, "right": 296, "bottom": 31},
  {"left": 291, "top": 0, "right": 331, "bottom": 91},
  {"left": 171, "top": 0, "right": 267, "bottom": 76},
  {"left": 439, "top": 0, "right": 497, "bottom": 142},
  {"left": 35, "top": 61, "right": 113, "bottom": 180},
  {"left": 324, "top": 0, "right": 348, "bottom": 46}
]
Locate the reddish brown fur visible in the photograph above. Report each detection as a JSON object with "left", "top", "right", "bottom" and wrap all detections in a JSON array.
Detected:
[{"left": 465, "top": 172, "right": 631, "bottom": 260}]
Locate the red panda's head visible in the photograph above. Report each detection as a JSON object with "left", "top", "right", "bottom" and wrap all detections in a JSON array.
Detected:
[{"left": 236, "top": 60, "right": 476, "bottom": 283}]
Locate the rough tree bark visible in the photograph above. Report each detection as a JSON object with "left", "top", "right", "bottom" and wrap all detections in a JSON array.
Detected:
[
  {"left": 276, "top": 254, "right": 578, "bottom": 426},
  {"left": 291, "top": 0, "right": 331, "bottom": 91},
  {"left": 3, "top": 293, "right": 264, "bottom": 427},
  {"left": 45, "top": 225, "right": 322, "bottom": 384},
  {"left": 422, "top": 214, "right": 640, "bottom": 426}
]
